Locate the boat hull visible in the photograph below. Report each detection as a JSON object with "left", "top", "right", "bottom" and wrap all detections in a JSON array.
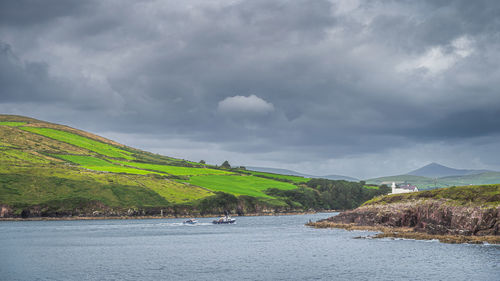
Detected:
[{"left": 212, "top": 219, "right": 236, "bottom": 224}]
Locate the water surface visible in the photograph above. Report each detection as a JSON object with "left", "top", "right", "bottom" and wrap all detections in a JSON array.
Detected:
[{"left": 1, "top": 213, "right": 499, "bottom": 280}]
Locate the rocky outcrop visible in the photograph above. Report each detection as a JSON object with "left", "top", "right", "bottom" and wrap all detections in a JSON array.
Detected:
[
  {"left": 0, "top": 205, "right": 12, "bottom": 217},
  {"left": 321, "top": 199, "right": 500, "bottom": 236}
]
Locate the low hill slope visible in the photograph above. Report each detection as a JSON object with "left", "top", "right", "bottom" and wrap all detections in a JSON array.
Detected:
[
  {"left": 365, "top": 175, "right": 434, "bottom": 188},
  {"left": 0, "top": 115, "right": 389, "bottom": 218},
  {"left": 246, "top": 166, "right": 359, "bottom": 181},
  {"left": 366, "top": 172, "right": 500, "bottom": 190}
]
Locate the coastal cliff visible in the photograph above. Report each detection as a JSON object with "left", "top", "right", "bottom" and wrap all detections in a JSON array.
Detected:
[{"left": 308, "top": 184, "right": 500, "bottom": 243}]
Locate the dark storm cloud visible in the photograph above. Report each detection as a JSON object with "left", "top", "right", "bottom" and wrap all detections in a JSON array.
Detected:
[
  {"left": 0, "top": 0, "right": 94, "bottom": 27},
  {"left": 1, "top": 0, "right": 500, "bottom": 177},
  {"left": 0, "top": 42, "right": 66, "bottom": 102}
]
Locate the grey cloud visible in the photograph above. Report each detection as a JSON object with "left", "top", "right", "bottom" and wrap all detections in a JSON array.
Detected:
[
  {"left": 0, "top": 42, "right": 66, "bottom": 102},
  {"left": 0, "top": 0, "right": 94, "bottom": 27},
  {"left": 1, "top": 0, "right": 500, "bottom": 177}
]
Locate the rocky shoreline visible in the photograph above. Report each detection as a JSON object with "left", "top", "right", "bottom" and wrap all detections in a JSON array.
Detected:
[
  {"left": 306, "top": 221, "right": 500, "bottom": 244},
  {"left": 307, "top": 197, "right": 500, "bottom": 244}
]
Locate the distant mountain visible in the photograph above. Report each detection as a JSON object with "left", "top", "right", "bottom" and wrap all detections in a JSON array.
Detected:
[
  {"left": 366, "top": 171, "right": 500, "bottom": 190},
  {"left": 246, "top": 166, "right": 359, "bottom": 181},
  {"left": 407, "top": 162, "right": 491, "bottom": 178}
]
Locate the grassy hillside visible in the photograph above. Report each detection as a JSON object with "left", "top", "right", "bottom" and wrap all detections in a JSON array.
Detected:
[
  {"left": 0, "top": 114, "right": 391, "bottom": 217},
  {"left": 186, "top": 175, "right": 297, "bottom": 197},
  {"left": 241, "top": 170, "right": 310, "bottom": 184},
  {"left": 0, "top": 115, "right": 315, "bottom": 216}
]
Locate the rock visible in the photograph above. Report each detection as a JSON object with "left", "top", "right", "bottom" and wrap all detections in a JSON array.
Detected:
[
  {"left": 324, "top": 199, "right": 499, "bottom": 236},
  {"left": 0, "top": 205, "right": 11, "bottom": 217}
]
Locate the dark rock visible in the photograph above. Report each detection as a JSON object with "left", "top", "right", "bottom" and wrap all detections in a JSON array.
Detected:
[{"left": 326, "top": 199, "right": 499, "bottom": 236}]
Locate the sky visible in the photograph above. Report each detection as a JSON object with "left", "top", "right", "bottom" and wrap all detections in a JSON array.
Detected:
[{"left": 1, "top": 0, "right": 500, "bottom": 179}]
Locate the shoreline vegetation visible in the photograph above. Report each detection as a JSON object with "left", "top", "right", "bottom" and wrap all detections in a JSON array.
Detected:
[
  {"left": 0, "top": 210, "right": 338, "bottom": 221},
  {"left": 306, "top": 221, "right": 500, "bottom": 244}
]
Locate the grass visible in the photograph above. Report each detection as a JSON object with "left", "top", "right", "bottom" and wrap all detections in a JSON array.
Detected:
[
  {"left": 0, "top": 121, "right": 27, "bottom": 127},
  {"left": 186, "top": 174, "right": 297, "bottom": 198},
  {"left": 366, "top": 173, "right": 500, "bottom": 190},
  {"left": 83, "top": 166, "right": 164, "bottom": 175},
  {"left": 129, "top": 177, "right": 213, "bottom": 203},
  {"left": 366, "top": 175, "right": 434, "bottom": 188},
  {"left": 0, "top": 114, "right": 337, "bottom": 215},
  {"left": 0, "top": 173, "right": 169, "bottom": 209},
  {"left": 54, "top": 155, "right": 231, "bottom": 177},
  {"left": 55, "top": 154, "right": 114, "bottom": 166},
  {"left": 0, "top": 125, "right": 90, "bottom": 155},
  {"left": 20, "top": 127, "right": 134, "bottom": 159},
  {"left": 53, "top": 154, "right": 165, "bottom": 175},
  {"left": 363, "top": 185, "right": 379, "bottom": 189},
  {"left": 0, "top": 164, "right": 212, "bottom": 208},
  {"left": 363, "top": 184, "right": 500, "bottom": 207},
  {"left": 244, "top": 170, "right": 310, "bottom": 183},
  {"left": 0, "top": 149, "right": 51, "bottom": 164},
  {"left": 112, "top": 160, "right": 233, "bottom": 176}
]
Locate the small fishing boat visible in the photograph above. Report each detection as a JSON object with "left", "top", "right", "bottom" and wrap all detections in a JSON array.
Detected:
[
  {"left": 183, "top": 218, "right": 198, "bottom": 224},
  {"left": 212, "top": 215, "right": 236, "bottom": 224}
]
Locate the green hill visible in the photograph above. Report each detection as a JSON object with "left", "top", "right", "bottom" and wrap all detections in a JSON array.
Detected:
[{"left": 0, "top": 115, "right": 388, "bottom": 218}]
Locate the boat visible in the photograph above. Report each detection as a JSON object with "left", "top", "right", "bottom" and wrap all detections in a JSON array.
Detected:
[
  {"left": 212, "top": 215, "right": 236, "bottom": 224},
  {"left": 183, "top": 218, "right": 198, "bottom": 224}
]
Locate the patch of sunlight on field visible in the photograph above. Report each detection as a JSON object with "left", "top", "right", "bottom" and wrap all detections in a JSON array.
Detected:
[
  {"left": 20, "top": 127, "right": 134, "bottom": 159},
  {"left": 245, "top": 170, "right": 309, "bottom": 183},
  {"left": 54, "top": 154, "right": 164, "bottom": 175},
  {"left": 0, "top": 121, "right": 27, "bottom": 127},
  {"left": 113, "top": 160, "right": 233, "bottom": 176},
  {"left": 187, "top": 174, "right": 297, "bottom": 197}
]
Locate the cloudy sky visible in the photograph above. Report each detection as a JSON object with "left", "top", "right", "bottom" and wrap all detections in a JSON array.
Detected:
[{"left": 1, "top": 0, "right": 499, "bottom": 179}]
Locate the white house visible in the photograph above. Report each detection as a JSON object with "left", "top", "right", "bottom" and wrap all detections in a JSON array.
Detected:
[{"left": 390, "top": 182, "right": 418, "bottom": 194}]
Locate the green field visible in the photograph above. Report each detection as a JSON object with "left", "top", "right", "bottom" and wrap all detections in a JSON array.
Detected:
[
  {"left": 55, "top": 154, "right": 115, "bottom": 166},
  {"left": 113, "top": 160, "right": 232, "bottom": 176},
  {"left": 54, "top": 154, "right": 164, "bottom": 175},
  {"left": 130, "top": 177, "right": 213, "bottom": 203},
  {"left": 0, "top": 172, "right": 169, "bottom": 210},
  {"left": 20, "top": 127, "right": 134, "bottom": 159},
  {"left": 187, "top": 175, "right": 297, "bottom": 197},
  {"left": 245, "top": 170, "right": 309, "bottom": 183},
  {"left": 0, "top": 164, "right": 212, "bottom": 207},
  {"left": 0, "top": 121, "right": 27, "bottom": 127}
]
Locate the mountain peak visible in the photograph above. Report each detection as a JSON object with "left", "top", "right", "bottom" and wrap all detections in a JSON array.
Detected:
[
  {"left": 422, "top": 162, "right": 448, "bottom": 169},
  {"left": 407, "top": 163, "right": 490, "bottom": 178}
]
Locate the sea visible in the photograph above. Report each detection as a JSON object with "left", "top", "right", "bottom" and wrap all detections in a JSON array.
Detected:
[{"left": 0, "top": 212, "right": 498, "bottom": 281}]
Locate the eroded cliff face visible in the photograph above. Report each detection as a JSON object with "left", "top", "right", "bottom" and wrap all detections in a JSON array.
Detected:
[{"left": 323, "top": 199, "right": 500, "bottom": 236}]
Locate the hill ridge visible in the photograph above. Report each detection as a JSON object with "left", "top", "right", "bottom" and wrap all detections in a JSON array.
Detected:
[{"left": 1, "top": 114, "right": 388, "bottom": 218}]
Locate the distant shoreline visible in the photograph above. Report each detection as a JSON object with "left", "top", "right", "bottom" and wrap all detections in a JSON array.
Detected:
[{"left": 0, "top": 210, "right": 339, "bottom": 222}]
